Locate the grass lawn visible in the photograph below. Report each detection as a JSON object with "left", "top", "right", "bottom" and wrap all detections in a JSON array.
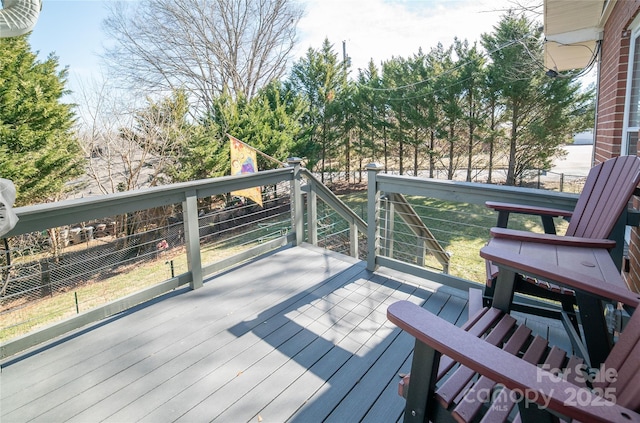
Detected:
[{"left": 337, "top": 192, "right": 567, "bottom": 283}]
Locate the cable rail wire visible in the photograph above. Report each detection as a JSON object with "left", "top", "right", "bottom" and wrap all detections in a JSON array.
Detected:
[{"left": 378, "top": 192, "right": 571, "bottom": 283}]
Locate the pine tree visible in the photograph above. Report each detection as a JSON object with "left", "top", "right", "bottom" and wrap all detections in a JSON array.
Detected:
[
  {"left": 480, "top": 12, "right": 592, "bottom": 185},
  {"left": 188, "top": 82, "right": 303, "bottom": 181},
  {"left": 288, "top": 39, "right": 347, "bottom": 181},
  {"left": 0, "top": 36, "right": 84, "bottom": 205},
  {"left": 455, "top": 38, "right": 487, "bottom": 182}
]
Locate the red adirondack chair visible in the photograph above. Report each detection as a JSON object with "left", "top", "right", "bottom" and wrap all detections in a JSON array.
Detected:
[
  {"left": 486, "top": 156, "right": 640, "bottom": 241},
  {"left": 388, "top": 297, "right": 640, "bottom": 423},
  {"left": 389, "top": 226, "right": 640, "bottom": 422},
  {"left": 484, "top": 155, "right": 640, "bottom": 364}
]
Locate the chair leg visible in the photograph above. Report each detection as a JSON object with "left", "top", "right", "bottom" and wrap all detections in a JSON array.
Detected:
[
  {"left": 575, "top": 292, "right": 613, "bottom": 367},
  {"left": 404, "top": 339, "right": 440, "bottom": 423},
  {"left": 517, "top": 398, "right": 559, "bottom": 423},
  {"left": 483, "top": 281, "right": 495, "bottom": 308},
  {"left": 560, "top": 297, "right": 579, "bottom": 333},
  {"left": 496, "top": 211, "right": 509, "bottom": 229},
  {"left": 491, "top": 267, "right": 518, "bottom": 312},
  {"left": 540, "top": 215, "right": 557, "bottom": 235}
]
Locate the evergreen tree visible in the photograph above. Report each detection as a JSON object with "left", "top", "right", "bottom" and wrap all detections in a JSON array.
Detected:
[
  {"left": 430, "top": 43, "right": 464, "bottom": 180},
  {"left": 189, "top": 81, "right": 304, "bottom": 181},
  {"left": 455, "top": 38, "right": 487, "bottom": 182},
  {"left": 288, "top": 39, "right": 347, "bottom": 181},
  {"left": 382, "top": 57, "right": 410, "bottom": 175},
  {"left": 354, "top": 61, "right": 385, "bottom": 174},
  {"left": 0, "top": 36, "right": 84, "bottom": 206},
  {"left": 482, "top": 59, "right": 506, "bottom": 184},
  {"left": 232, "top": 81, "right": 304, "bottom": 169},
  {"left": 480, "top": 12, "right": 592, "bottom": 185},
  {"left": 401, "top": 51, "right": 430, "bottom": 177}
]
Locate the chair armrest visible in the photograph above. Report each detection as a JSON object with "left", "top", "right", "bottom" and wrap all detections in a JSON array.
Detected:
[
  {"left": 490, "top": 227, "right": 616, "bottom": 249},
  {"left": 387, "top": 300, "right": 640, "bottom": 423},
  {"left": 480, "top": 244, "right": 640, "bottom": 307},
  {"left": 486, "top": 201, "right": 573, "bottom": 218}
]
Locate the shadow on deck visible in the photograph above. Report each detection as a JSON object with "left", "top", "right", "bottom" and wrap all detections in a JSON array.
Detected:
[{"left": 0, "top": 244, "right": 569, "bottom": 423}]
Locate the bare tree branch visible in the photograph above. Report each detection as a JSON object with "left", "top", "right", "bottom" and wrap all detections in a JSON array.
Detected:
[{"left": 102, "top": 0, "right": 303, "bottom": 116}]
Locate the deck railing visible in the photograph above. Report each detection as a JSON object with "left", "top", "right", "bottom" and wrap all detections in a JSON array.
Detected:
[
  {"left": 366, "top": 163, "right": 584, "bottom": 293},
  {"left": 4, "top": 159, "right": 630, "bottom": 360},
  {"left": 364, "top": 164, "right": 631, "bottom": 294},
  {"left": 0, "top": 159, "right": 369, "bottom": 358}
]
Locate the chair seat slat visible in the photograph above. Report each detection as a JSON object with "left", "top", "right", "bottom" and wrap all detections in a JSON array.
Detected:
[
  {"left": 389, "top": 299, "right": 640, "bottom": 422},
  {"left": 436, "top": 314, "right": 518, "bottom": 406},
  {"left": 437, "top": 307, "right": 504, "bottom": 379},
  {"left": 451, "top": 326, "right": 535, "bottom": 422}
]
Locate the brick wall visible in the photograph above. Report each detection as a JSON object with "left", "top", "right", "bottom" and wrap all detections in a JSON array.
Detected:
[{"left": 595, "top": 1, "right": 640, "bottom": 291}]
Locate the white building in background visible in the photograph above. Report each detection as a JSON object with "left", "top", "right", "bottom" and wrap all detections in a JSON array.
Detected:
[{"left": 573, "top": 131, "right": 594, "bottom": 145}]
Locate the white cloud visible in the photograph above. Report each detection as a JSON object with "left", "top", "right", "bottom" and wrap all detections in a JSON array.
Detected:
[{"left": 294, "top": 0, "right": 517, "bottom": 72}]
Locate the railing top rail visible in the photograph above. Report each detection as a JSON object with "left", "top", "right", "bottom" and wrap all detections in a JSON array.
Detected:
[
  {"left": 375, "top": 173, "right": 580, "bottom": 211},
  {"left": 7, "top": 167, "right": 294, "bottom": 237}
]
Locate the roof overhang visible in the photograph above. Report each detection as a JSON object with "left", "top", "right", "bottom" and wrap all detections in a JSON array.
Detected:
[{"left": 543, "top": 0, "right": 615, "bottom": 71}]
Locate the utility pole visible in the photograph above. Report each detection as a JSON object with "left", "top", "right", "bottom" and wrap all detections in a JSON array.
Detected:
[
  {"left": 343, "top": 40, "right": 347, "bottom": 63},
  {"left": 342, "top": 40, "right": 350, "bottom": 71}
]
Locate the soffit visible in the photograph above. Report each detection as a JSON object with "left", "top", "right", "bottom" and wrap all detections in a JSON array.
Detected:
[{"left": 543, "top": 0, "right": 610, "bottom": 71}]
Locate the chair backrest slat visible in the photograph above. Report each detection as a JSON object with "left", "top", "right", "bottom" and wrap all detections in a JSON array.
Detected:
[
  {"left": 598, "top": 308, "right": 640, "bottom": 411},
  {"left": 613, "top": 341, "right": 640, "bottom": 411},
  {"left": 567, "top": 156, "right": 640, "bottom": 239}
]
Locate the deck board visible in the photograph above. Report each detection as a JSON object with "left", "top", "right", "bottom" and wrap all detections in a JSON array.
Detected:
[{"left": 1, "top": 244, "right": 572, "bottom": 423}]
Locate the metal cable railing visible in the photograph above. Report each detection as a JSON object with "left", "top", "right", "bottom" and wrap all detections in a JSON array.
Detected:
[
  {"left": 0, "top": 172, "right": 298, "bottom": 345},
  {"left": 1, "top": 162, "right": 590, "bottom": 358},
  {"left": 313, "top": 201, "right": 365, "bottom": 258},
  {"left": 378, "top": 195, "right": 531, "bottom": 283}
]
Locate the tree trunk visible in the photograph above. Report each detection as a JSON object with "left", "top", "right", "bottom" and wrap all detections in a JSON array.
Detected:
[
  {"left": 358, "top": 130, "right": 364, "bottom": 182},
  {"left": 429, "top": 130, "right": 435, "bottom": 178},
  {"left": 466, "top": 93, "right": 474, "bottom": 182},
  {"left": 414, "top": 128, "right": 419, "bottom": 176},
  {"left": 506, "top": 102, "right": 518, "bottom": 185},
  {"left": 399, "top": 140, "right": 404, "bottom": 175},
  {"left": 383, "top": 123, "right": 388, "bottom": 172},
  {"left": 488, "top": 98, "right": 496, "bottom": 184},
  {"left": 321, "top": 118, "right": 327, "bottom": 183},
  {"left": 447, "top": 123, "right": 455, "bottom": 180},
  {"left": 466, "top": 123, "right": 474, "bottom": 182},
  {"left": 370, "top": 103, "right": 376, "bottom": 160},
  {"left": 345, "top": 130, "right": 351, "bottom": 185}
]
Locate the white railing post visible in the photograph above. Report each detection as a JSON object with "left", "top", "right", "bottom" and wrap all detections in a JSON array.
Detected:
[
  {"left": 183, "top": 190, "right": 203, "bottom": 289},
  {"left": 288, "top": 158, "right": 304, "bottom": 246},
  {"left": 349, "top": 219, "right": 358, "bottom": 258},
  {"left": 383, "top": 196, "right": 395, "bottom": 257},
  {"left": 307, "top": 179, "right": 318, "bottom": 246},
  {"left": 366, "top": 163, "right": 384, "bottom": 271}
]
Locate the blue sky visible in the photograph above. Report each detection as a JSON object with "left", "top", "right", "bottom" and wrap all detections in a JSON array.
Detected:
[
  {"left": 27, "top": 0, "right": 515, "bottom": 97},
  {"left": 29, "top": 1, "right": 110, "bottom": 83}
]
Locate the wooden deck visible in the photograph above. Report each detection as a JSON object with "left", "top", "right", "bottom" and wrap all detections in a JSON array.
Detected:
[{"left": 1, "top": 244, "right": 571, "bottom": 423}]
